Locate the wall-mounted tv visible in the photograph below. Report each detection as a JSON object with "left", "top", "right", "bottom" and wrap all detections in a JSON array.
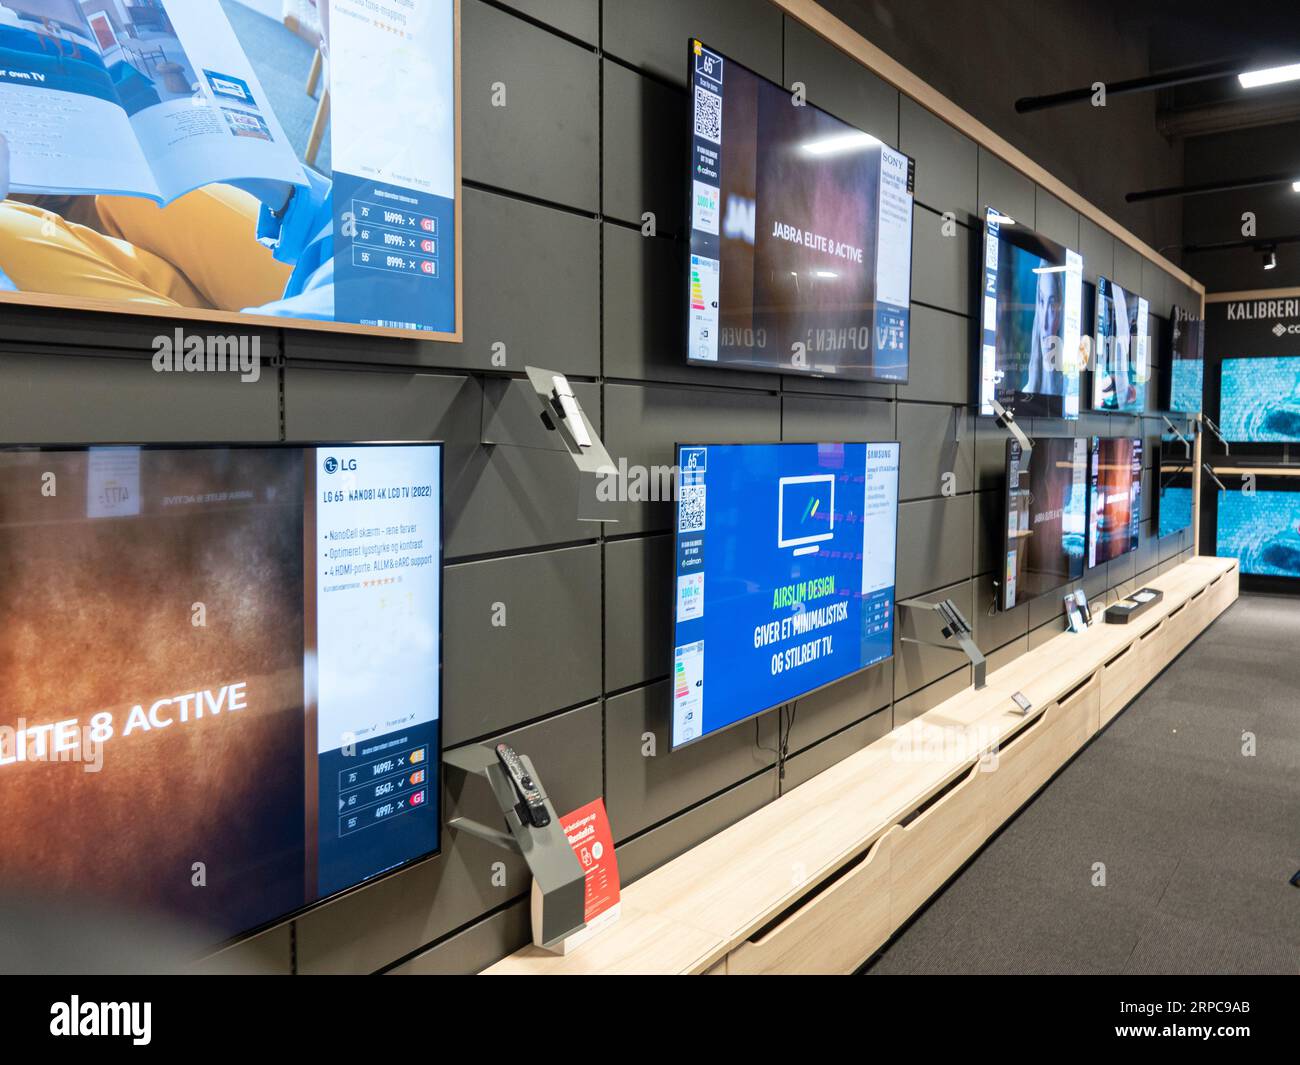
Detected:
[
  {"left": 1087, "top": 436, "right": 1143, "bottom": 567},
  {"left": 0, "top": 442, "right": 442, "bottom": 944},
  {"left": 1219, "top": 356, "right": 1300, "bottom": 442},
  {"left": 0, "top": 1, "right": 460, "bottom": 340},
  {"left": 979, "top": 208, "right": 1084, "bottom": 420},
  {"left": 671, "top": 441, "right": 899, "bottom": 748},
  {"left": 1157, "top": 474, "right": 1194, "bottom": 539},
  {"left": 1000, "top": 437, "right": 1087, "bottom": 610},
  {"left": 1217, "top": 487, "right": 1300, "bottom": 577},
  {"left": 685, "top": 40, "right": 914, "bottom": 382},
  {"left": 1164, "top": 303, "right": 1205, "bottom": 414},
  {"left": 1092, "top": 277, "right": 1149, "bottom": 412}
]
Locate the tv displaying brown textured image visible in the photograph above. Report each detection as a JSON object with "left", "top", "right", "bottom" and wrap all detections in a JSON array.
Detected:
[
  {"left": 718, "top": 64, "right": 879, "bottom": 375},
  {"left": 1090, "top": 437, "right": 1141, "bottom": 564},
  {"left": 0, "top": 447, "right": 307, "bottom": 940},
  {"left": 1005, "top": 438, "right": 1087, "bottom": 608}
]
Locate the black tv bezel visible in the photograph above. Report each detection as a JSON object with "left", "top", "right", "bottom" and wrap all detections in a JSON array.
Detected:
[
  {"left": 1091, "top": 274, "right": 1151, "bottom": 414},
  {"left": 998, "top": 436, "right": 1088, "bottom": 611},
  {"left": 683, "top": 38, "right": 916, "bottom": 385},
  {"left": 977, "top": 206, "right": 1085, "bottom": 422},
  {"left": 0, "top": 440, "right": 446, "bottom": 950},
  {"left": 1086, "top": 435, "right": 1144, "bottom": 569},
  {"left": 1162, "top": 300, "right": 1205, "bottom": 416},
  {"left": 668, "top": 439, "right": 902, "bottom": 751}
]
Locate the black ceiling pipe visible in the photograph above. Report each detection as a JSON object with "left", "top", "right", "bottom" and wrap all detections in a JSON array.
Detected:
[
  {"left": 1181, "top": 232, "right": 1300, "bottom": 254},
  {"left": 1015, "top": 57, "right": 1253, "bottom": 113},
  {"left": 1126, "top": 171, "right": 1300, "bottom": 203}
]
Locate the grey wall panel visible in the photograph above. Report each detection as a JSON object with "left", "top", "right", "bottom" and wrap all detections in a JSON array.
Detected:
[
  {"left": 1108, "top": 544, "right": 1138, "bottom": 590},
  {"left": 1028, "top": 580, "right": 1075, "bottom": 630},
  {"left": 974, "top": 417, "right": 1009, "bottom": 494},
  {"left": 1078, "top": 216, "right": 1113, "bottom": 284},
  {"left": 604, "top": 681, "right": 774, "bottom": 841},
  {"left": 897, "top": 304, "right": 972, "bottom": 406},
  {"left": 1035, "top": 188, "right": 1080, "bottom": 251},
  {"left": 295, "top": 702, "right": 602, "bottom": 974},
  {"left": 615, "top": 774, "right": 774, "bottom": 884},
  {"left": 780, "top": 393, "right": 894, "bottom": 442},
  {"left": 898, "top": 96, "right": 978, "bottom": 222},
  {"left": 602, "top": 382, "right": 781, "bottom": 533},
  {"left": 1160, "top": 526, "right": 1191, "bottom": 561},
  {"left": 986, "top": 634, "right": 1028, "bottom": 673},
  {"left": 603, "top": 225, "right": 777, "bottom": 389},
  {"left": 893, "top": 667, "right": 970, "bottom": 727},
  {"left": 896, "top": 493, "right": 974, "bottom": 599},
  {"left": 780, "top": 707, "right": 892, "bottom": 792},
  {"left": 602, "top": 0, "right": 783, "bottom": 85},
  {"left": 1113, "top": 240, "right": 1143, "bottom": 294},
  {"left": 978, "top": 150, "right": 1035, "bottom": 226},
  {"left": 783, "top": 18, "right": 899, "bottom": 145},
  {"left": 779, "top": 373, "right": 894, "bottom": 401},
  {"left": 0, "top": 352, "right": 278, "bottom": 443},
  {"left": 1082, "top": 560, "right": 1110, "bottom": 602},
  {"left": 973, "top": 571, "right": 1029, "bottom": 652},
  {"left": 0, "top": 307, "right": 280, "bottom": 359},
  {"left": 443, "top": 545, "right": 602, "bottom": 745},
  {"left": 463, "top": 0, "right": 598, "bottom": 211},
  {"left": 602, "top": 63, "right": 688, "bottom": 233},
  {"left": 1028, "top": 616, "right": 1067, "bottom": 650},
  {"left": 894, "top": 577, "right": 975, "bottom": 697},
  {"left": 495, "top": 0, "right": 598, "bottom": 43},
  {"left": 911, "top": 205, "right": 972, "bottom": 316},
  {"left": 605, "top": 534, "right": 672, "bottom": 693},
  {"left": 897, "top": 401, "right": 972, "bottom": 501},
  {"left": 1136, "top": 519, "right": 1160, "bottom": 573},
  {"left": 1141, "top": 257, "right": 1170, "bottom": 312},
  {"left": 784, "top": 660, "right": 893, "bottom": 752},
  {"left": 387, "top": 901, "right": 531, "bottom": 976}
]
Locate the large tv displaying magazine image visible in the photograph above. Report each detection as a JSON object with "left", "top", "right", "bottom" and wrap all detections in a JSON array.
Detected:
[
  {"left": 1219, "top": 356, "right": 1300, "bottom": 442},
  {"left": 1092, "top": 276, "right": 1149, "bottom": 413},
  {"left": 999, "top": 437, "right": 1087, "bottom": 610},
  {"left": 1164, "top": 303, "right": 1204, "bottom": 414},
  {"left": 1087, "top": 436, "right": 1143, "bottom": 567},
  {"left": 0, "top": 0, "right": 460, "bottom": 339},
  {"left": 685, "top": 39, "right": 914, "bottom": 382},
  {"left": 978, "top": 208, "right": 1084, "bottom": 420}
]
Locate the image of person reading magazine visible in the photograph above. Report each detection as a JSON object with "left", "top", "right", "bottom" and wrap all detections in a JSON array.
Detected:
[{"left": 0, "top": 0, "right": 337, "bottom": 317}]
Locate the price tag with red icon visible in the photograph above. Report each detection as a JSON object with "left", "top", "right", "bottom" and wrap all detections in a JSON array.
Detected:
[{"left": 531, "top": 797, "right": 620, "bottom": 954}]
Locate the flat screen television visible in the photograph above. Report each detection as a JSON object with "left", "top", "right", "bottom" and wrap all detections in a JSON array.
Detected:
[
  {"left": 1087, "top": 436, "right": 1143, "bottom": 567},
  {"left": 1164, "top": 303, "right": 1205, "bottom": 414},
  {"left": 0, "top": 442, "right": 442, "bottom": 944},
  {"left": 1217, "top": 487, "right": 1300, "bottom": 577},
  {"left": 1219, "top": 356, "right": 1300, "bottom": 442},
  {"left": 1092, "top": 277, "right": 1149, "bottom": 412},
  {"left": 999, "top": 437, "right": 1088, "bottom": 610},
  {"left": 1157, "top": 474, "right": 1194, "bottom": 539},
  {"left": 0, "top": 1, "right": 460, "bottom": 340},
  {"left": 979, "top": 208, "right": 1085, "bottom": 420},
  {"left": 671, "top": 441, "right": 899, "bottom": 748},
  {"left": 685, "top": 40, "right": 914, "bottom": 382}
]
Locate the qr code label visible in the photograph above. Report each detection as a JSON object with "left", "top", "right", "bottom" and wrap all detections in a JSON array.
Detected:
[
  {"left": 694, "top": 86, "right": 722, "bottom": 144},
  {"left": 679, "top": 484, "right": 706, "bottom": 533}
]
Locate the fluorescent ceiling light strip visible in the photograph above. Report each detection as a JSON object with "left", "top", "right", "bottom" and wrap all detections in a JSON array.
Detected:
[{"left": 1238, "top": 62, "right": 1300, "bottom": 88}]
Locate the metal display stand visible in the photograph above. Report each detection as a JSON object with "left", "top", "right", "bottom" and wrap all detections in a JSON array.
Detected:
[
  {"left": 443, "top": 745, "right": 586, "bottom": 950},
  {"left": 897, "top": 596, "right": 988, "bottom": 690},
  {"left": 987, "top": 397, "right": 1034, "bottom": 457},
  {"left": 524, "top": 365, "right": 620, "bottom": 522}
]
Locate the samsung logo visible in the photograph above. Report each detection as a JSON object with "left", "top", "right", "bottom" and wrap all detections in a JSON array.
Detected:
[
  {"left": 50, "top": 997, "right": 151, "bottom": 1046},
  {"left": 1226, "top": 299, "right": 1300, "bottom": 321}
]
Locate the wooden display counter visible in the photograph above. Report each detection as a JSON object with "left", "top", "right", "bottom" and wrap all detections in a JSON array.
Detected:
[{"left": 483, "top": 557, "right": 1238, "bottom": 975}]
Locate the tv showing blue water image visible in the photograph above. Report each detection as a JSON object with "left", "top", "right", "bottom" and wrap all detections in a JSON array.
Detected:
[
  {"left": 1219, "top": 357, "right": 1300, "bottom": 442},
  {"left": 1217, "top": 489, "right": 1300, "bottom": 577},
  {"left": 1158, "top": 484, "right": 1192, "bottom": 539}
]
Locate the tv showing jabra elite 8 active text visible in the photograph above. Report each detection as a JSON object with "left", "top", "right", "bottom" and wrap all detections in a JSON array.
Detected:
[
  {"left": 979, "top": 207, "right": 1084, "bottom": 421},
  {"left": 0, "top": 442, "right": 442, "bottom": 944},
  {"left": 1164, "top": 303, "right": 1205, "bottom": 415},
  {"left": 0, "top": 0, "right": 459, "bottom": 339},
  {"left": 1000, "top": 437, "right": 1087, "bottom": 611},
  {"left": 1219, "top": 356, "right": 1300, "bottom": 442},
  {"left": 671, "top": 441, "right": 899, "bottom": 749},
  {"left": 1087, "top": 436, "right": 1143, "bottom": 567},
  {"left": 686, "top": 39, "right": 914, "bottom": 382},
  {"left": 1092, "top": 276, "right": 1149, "bottom": 413}
]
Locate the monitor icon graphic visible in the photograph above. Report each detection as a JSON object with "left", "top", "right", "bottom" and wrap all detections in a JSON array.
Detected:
[{"left": 778, "top": 474, "right": 835, "bottom": 555}]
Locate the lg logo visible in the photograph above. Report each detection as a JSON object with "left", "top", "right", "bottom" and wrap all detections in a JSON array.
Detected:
[{"left": 324, "top": 457, "right": 358, "bottom": 474}]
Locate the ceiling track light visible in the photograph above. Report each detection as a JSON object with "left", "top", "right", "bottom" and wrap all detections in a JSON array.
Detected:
[
  {"left": 1126, "top": 171, "right": 1299, "bottom": 203},
  {"left": 1263, "top": 247, "right": 1278, "bottom": 270}
]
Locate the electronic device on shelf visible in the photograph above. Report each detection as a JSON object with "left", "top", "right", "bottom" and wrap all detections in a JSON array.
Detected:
[
  {"left": 1105, "top": 587, "right": 1163, "bottom": 624},
  {"left": 685, "top": 39, "right": 914, "bottom": 383}
]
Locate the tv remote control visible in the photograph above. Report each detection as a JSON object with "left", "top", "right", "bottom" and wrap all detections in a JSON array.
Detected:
[{"left": 495, "top": 743, "right": 550, "bottom": 828}]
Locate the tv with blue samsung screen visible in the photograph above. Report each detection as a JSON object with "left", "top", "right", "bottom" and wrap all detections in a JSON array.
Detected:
[
  {"left": 1219, "top": 356, "right": 1300, "bottom": 442},
  {"left": 1217, "top": 488, "right": 1300, "bottom": 577},
  {"left": 671, "top": 441, "right": 899, "bottom": 749}
]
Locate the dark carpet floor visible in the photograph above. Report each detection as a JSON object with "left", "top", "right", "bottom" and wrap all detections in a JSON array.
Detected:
[{"left": 866, "top": 593, "right": 1300, "bottom": 975}]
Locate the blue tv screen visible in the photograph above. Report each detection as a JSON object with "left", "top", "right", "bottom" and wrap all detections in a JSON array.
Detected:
[
  {"left": 671, "top": 442, "right": 899, "bottom": 748},
  {"left": 1166, "top": 303, "right": 1204, "bottom": 414},
  {"left": 1219, "top": 356, "right": 1300, "bottom": 442},
  {"left": 1217, "top": 489, "right": 1300, "bottom": 577},
  {"left": 1158, "top": 484, "right": 1194, "bottom": 539}
]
